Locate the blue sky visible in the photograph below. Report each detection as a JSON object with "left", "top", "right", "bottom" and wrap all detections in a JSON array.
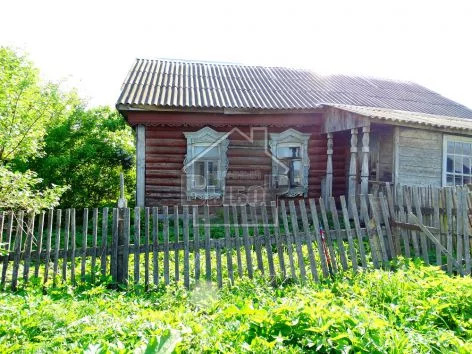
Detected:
[{"left": 1, "top": 0, "right": 471, "bottom": 110}]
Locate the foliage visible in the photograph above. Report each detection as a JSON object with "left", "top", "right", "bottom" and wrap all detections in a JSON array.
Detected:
[
  {"left": 0, "top": 261, "right": 471, "bottom": 352},
  {"left": 13, "top": 106, "right": 135, "bottom": 208},
  {"left": 0, "top": 165, "right": 67, "bottom": 212},
  {"left": 0, "top": 47, "right": 78, "bottom": 164}
]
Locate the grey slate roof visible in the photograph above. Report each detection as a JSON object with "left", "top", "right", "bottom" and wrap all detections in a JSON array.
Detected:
[{"left": 117, "top": 58, "right": 472, "bottom": 118}]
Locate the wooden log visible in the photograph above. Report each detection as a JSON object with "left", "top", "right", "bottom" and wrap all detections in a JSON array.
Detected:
[
  {"left": 43, "top": 209, "right": 53, "bottom": 284},
  {"left": 163, "top": 206, "right": 170, "bottom": 285},
  {"left": 204, "top": 205, "right": 211, "bottom": 281},
  {"left": 308, "top": 199, "right": 330, "bottom": 277},
  {"left": 340, "top": 196, "right": 358, "bottom": 273},
  {"left": 34, "top": 211, "right": 45, "bottom": 278},
  {"left": 288, "top": 200, "right": 306, "bottom": 282},
  {"left": 328, "top": 197, "right": 349, "bottom": 270},
  {"left": 231, "top": 205, "right": 243, "bottom": 278},
  {"left": 240, "top": 205, "right": 254, "bottom": 279},
  {"left": 61, "top": 210, "right": 70, "bottom": 282},
  {"left": 23, "top": 212, "right": 35, "bottom": 282},
  {"left": 192, "top": 206, "right": 201, "bottom": 281},
  {"left": 70, "top": 209, "right": 77, "bottom": 284},
  {"left": 81, "top": 208, "right": 88, "bottom": 282},
  {"left": 52, "top": 210, "right": 62, "bottom": 286},
  {"left": 412, "top": 187, "right": 430, "bottom": 264},
  {"left": 270, "top": 201, "right": 286, "bottom": 279},
  {"left": 11, "top": 211, "right": 25, "bottom": 290},
  {"left": 298, "top": 200, "right": 318, "bottom": 281},
  {"left": 152, "top": 207, "right": 159, "bottom": 285},
  {"left": 368, "top": 195, "right": 389, "bottom": 268},
  {"left": 174, "top": 206, "right": 180, "bottom": 282},
  {"left": 183, "top": 206, "right": 190, "bottom": 289},
  {"left": 348, "top": 196, "right": 368, "bottom": 268},
  {"left": 91, "top": 208, "right": 98, "bottom": 282},
  {"left": 223, "top": 206, "right": 234, "bottom": 285},
  {"left": 318, "top": 197, "right": 339, "bottom": 273},
  {"left": 100, "top": 208, "right": 109, "bottom": 277},
  {"left": 360, "top": 196, "right": 380, "bottom": 268},
  {"left": 134, "top": 207, "right": 141, "bottom": 284},
  {"left": 250, "top": 205, "right": 264, "bottom": 274},
  {"left": 144, "top": 207, "right": 150, "bottom": 289},
  {"left": 261, "top": 204, "right": 276, "bottom": 281}
]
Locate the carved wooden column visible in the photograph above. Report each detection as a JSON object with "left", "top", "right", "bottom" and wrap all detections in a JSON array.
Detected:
[
  {"left": 360, "top": 126, "right": 370, "bottom": 195},
  {"left": 325, "top": 133, "right": 333, "bottom": 204},
  {"left": 348, "top": 128, "right": 358, "bottom": 206}
]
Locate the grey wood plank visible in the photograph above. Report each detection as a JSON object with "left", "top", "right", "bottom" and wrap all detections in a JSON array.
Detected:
[
  {"left": 231, "top": 205, "right": 243, "bottom": 278},
  {"left": 328, "top": 197, "right": 349, "bottom": 270},
  {"left": 445, "top": 188, "right": 454, "bottom": 274},
  {"left": 183, "top": 206, "right": 190, "bottom": 289},
  {"left": 412, "top": 187, "right": 430, "bottom": 264},
  {"left": 204, "top": 205, "right": 211, "bottom": 282},
  {"left": 270, "top": 201, "right": 286, "bottom": 279},
  {"left": 368, "top": 195, "right": 389, "bottom": 268},
  {"left": 288, "top": 200, "right": 306, "bottom": 282},
  {"left": 360, "top": 195, "right": 380, "bottom": 269},
  {"left": 379, "top": 193, "right": 395, "bottom": 259},
  {"left": 61, "top": 210, "right": 70, "bottom": 282},
  {"left": 348, "top": 196, "right": 368, "bottom": 268},
  {"left": 110, "top": 208, "right": 118, "bottom": 281},
  {"left": 42, "top": 209, "right": 53, "bottom": 284},
  {"left": 122, "top": 208, "right": 131, "bottom": 285},
  {"left": 70, "top": 209, "right": 77, "bottom": 284},
  {"left": 318, "top": 197, "right": 339, "bottom": 273},
  {"left": 52, "top": 209, "right": 61, "bottom": 286},
  {"left": 404, "top": 189, "right": 420, "bottom": 258},
  {"left": 174, "top": 206, "right": 180, "bottom": 282},
  {"left": 223, "top": 205, "right": 234, "bottom": 285},
  {"left": 91, "top": 208, "right": 98, "bottom": 282},
  {"left": 23, "top": 212, "right": 35, "bottom": 283},
  {"left": 163, "top": 206, "right": 170, "bottom": 285},
  {"left": 397, "top": 206, "right": 411, "bottom": 258},
  {"left": 152, "top": 207, "right": 159, "bottom": 285},
  {"left": 298, "top": 200, "right": 318, "bottom": 281},
  {"left": 144, "top": 207, "right": 150, "bottom": 289},
  {"left": 240, "top": 204, "right": 254, "bottom": 279},
  {"left": 308, "top": 199, "right": 330, "bottom": 277},
  {"left": 100, "top": 207, "right": 109, "bottom": 277},
  {"left": 455, "top": 189, "right": 463, "bottom": 271},
  {"left": 81, "top": 208, "right": 88, "bottom": 282},
  {"left": 216, "top": 240, "right": 223, "bottom": 288},
  {"left": 134, "top": 207, "right": 141, "bottom": 284},
  {"left": 192, "top": 206, "right": 200, "bottom": 281},
  {"left": 340, "top": 196, "right": 358, "bottom": 273},
  {"left": 11, "top": 212, "right": 24, "bottom": 290},
  {"left": 461, "top": 188, "right": 471, "bottom": 275},
  {"left": 1, "top": 212, "right": 14, "bottom": 286},
  {"left": 250, "top": 204, "right": 264, "bottom": 274},
  {"left": 34, "top": 211, "right": 45, "bottom": 278},
  {"left": 261, "top": 204, "right": 276, "bottom": 281},
  {"left": 432, "top": 188, "right": 441, "bottom": 266},
  {"left": 279, "top": 201, "right": 296, "bottom": 279}
]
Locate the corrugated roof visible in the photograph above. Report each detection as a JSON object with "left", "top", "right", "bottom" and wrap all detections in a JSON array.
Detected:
[
  {"left": 117, "top": 58, "right": 472, "bottom": 119},
  {"left": 329, "top": 104, "right": 472, "bottom": 132}
]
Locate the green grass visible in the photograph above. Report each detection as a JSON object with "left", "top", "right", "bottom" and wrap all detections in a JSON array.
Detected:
[{"left": 0, "top": 259, "right": 471, "bottom": 353}]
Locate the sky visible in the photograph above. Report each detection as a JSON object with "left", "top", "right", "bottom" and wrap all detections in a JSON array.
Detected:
[{"left": 1, "top": 0, "right": 471, "bottom": 109}]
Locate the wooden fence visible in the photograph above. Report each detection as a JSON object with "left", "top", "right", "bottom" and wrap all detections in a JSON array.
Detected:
[{"left": 0, "top": 184, "right": 471, "bottom": 290}]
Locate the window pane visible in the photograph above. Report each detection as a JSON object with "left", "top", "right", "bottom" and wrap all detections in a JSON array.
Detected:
[
  {"left": 195, "top": 145, "right": 218, "bottom": 158},
  {"left": 207, "top": 161, "right": 219, "bottom": 187},
  {"left": 446, "top": 174, "right": 453, "bottom": 186},
  {"left": 454, "top": 156, "right": 462, "bottom": 173},
  {"left": 278, "top": 175, "right": 289, "bottom": 187},
  {"left": 194, "top": 161, "right": 205, "bottom": 188},
  {"left": 464, "top": 157, "right": 470, "bottom": 174},
  {"left": 455, "top": 175, "right": 462, "bottom": 186},
  {"left": 446, "top": 156, "right": 453, "bottom": 172},
  {"left": 464, "top": 176, "right": 471, "bottom": 185},
  {"left": 277, "top": 146, "right": 300, "bottom": 158},
  {"left": 464, "top": 143, "right": 472, "bottom": 156},
  {"left": 447, "top": 141, "right": 455, "bottom": 153},
  {"left": 455, "top": 142, "right": 463, "bottom": 155},
  {"left": 291, "top": 160, "right": 302, "bottom": 186}
]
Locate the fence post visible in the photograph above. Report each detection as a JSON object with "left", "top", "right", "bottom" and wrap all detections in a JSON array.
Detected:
[{"left": 115, "top": 173, "right": 128, "bottom": 285}]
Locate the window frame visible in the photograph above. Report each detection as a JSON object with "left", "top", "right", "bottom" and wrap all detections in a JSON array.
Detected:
[
  {"left": 183, "top": 127, "right": 229, "bottom": 200},
  {"left": 269, "top": 129, "right": 311, "bottom": 197},
  {"left": 442, "top": 134, "right": 472, "bottom": 187}
]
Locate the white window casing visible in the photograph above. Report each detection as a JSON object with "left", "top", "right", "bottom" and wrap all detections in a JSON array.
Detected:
[
  {"left": 443, "top": 134, "right": 472, "bottom": 187},
  {"left": 269, "top": 128, "right": 311, "bottom": 197},
  {"left": 183, "top": 127, "right": 229, "bottom": 199}
]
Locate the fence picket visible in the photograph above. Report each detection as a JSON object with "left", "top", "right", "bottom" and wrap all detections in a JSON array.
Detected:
[
  {"left": 52, "top": 210, "right": 62, "bottom": 285},
  {"left": 204, "top": 205, "right": 211, "bottom": 281},
  {"left": 144, "top": 207, "right": 150, "bottom": 289},
  {"left": 183, "top": 206, "right": 190, "bottom": 289},
  {"left": 163, "top": 206, "right": 170, "bottom": 285},
  {"left": 340, "top": 196, "right": 358, "bottom": 273},
  {"left": 61, "top": 210, "right": 70, "bottom": 282},
  {"left": 23, "top": 212, "right": 35, "bottom": 282},
  {"left": 216, "top": 240, "right": 223, "bottom": 288},
  {"left": 231, "top": 205, "right": 243, "bottom": 278},
  {"left": 250, "top": 205, "right": 264, "bottom": 274},
  {"left": 193, "top": 206, "right": 200, "bottom": 281},
  {"left": 348, "top": 196, "right": 368, "bottom": 268},
  {"left": 223, "top": 206, "right": 234, "bottom": 285},
  {"left": 318, "top": 197, "right": 339, "bottom": 273},
  {"left": 240, "top": 204, "right": 254, "bottom": 279},
  {"left": 174, "top": 206, "right": 180, "bottom": 282},
  {"left": 298, "top": 200, "right": 318, "bottom": 281},
  {"left": 445, "top": 188, "right": 454, "bottom": 274},
  {"left": 328, "top": 197, "right": 349, "bottom": 270},
  {"left": 455, "top": 189, "right": 464, "bottom": 271},
  {"left": 412, "top": 187, "right": 429, "bottom": 264},
  {"left": 43, "top": 209, "right": 53, "bottom": 284},
  {"left": 308, "top": 199, "right": 330, "bottom": 277},
  {"left": 152, "top": 207, "right": 159, "bottom": 285},
  {"left": 81, "top": 208, "right": 88, "bottom": 281},
  {"left": 261, "top": 204, "right": 276, "bottom": 281},
  {"left": 368, "top": 195, "right": 389, "bottom": 268},
  {"left": 91, "top": 208, "right": 98, "bottom": 282},
  {"left": 11, "top": 211, "right": 24, "bottom": 289},
  {"left": 70, "top": 209, "right": 76, "bottom": 284},
  {"left": 34, "top": 211, "right": 45, "bottom": 278},
  {"left": 288, "top": 200, "right": 306, "bottom": 282},
  {"left": 432, "top": 188, "right": 441, "bottom": 266},
  {"left": 134, "top": 207, "right": 141, "bottom": 285},
  {"left": 100, "top": 208, "right": 108, "bottom": 277},
  {"left": 404, "top": 190, "right": 420, "bottom": 258},
  {"left": 110, "top": 208, "right": 118, "bottom": 281},
  {"left": 379, "top": 193, "right": 396, "bottom": 258},
  {"left": 122, "top": 208, "right": 130, "bottom": 284},
  {"left": 270, "top": 201, "right": 286, "bottom": 279},
  {"left": 360, "top": 195, "right": 380, "bottom": 269},
  {"left": 461, "top": 188, "right": 471, "bottom": 275}
]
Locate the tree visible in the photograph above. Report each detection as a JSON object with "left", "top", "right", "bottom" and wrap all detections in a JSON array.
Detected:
[
  {"left": 18, "top": 106, "right": 135, "bottom": 207},
  {"left": 0, "top": 47, "right": 77, "bottom": 164}
]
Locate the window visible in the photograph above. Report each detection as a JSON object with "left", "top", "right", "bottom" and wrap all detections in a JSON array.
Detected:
[
  {"left": 183, "top": 127, "right": 229, "bottom": 199},
  {"left": 269, "top": 129, "right": 310, "bottom": 197},
  {"left": 444, "top": 135, "right": 472, "bottom": 186}
]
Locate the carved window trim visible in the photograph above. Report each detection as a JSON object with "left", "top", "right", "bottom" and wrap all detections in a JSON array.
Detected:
[
  {"left": 269, "top": 128, "right": 311, "bottom": 197},
  {"left": 183, "top": 127, "right": 229, "bottom": 199}
]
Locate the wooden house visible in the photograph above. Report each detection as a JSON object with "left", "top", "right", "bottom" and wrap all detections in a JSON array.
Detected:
[{"left": 116, "top": 59, "right": 472, "bottom": 207}]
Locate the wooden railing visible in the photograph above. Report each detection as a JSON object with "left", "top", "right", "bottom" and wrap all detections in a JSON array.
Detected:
[{"left": 0, "top": 184, "right": 471, "bottom": 290}]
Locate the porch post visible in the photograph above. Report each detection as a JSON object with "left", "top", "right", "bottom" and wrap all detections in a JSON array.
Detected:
[
  {"left": 325, "top": 133, "right": 333, "bottom": 204},
  {"left": 136, "top": 125, "right": 146, "bottom": 207},
  {"left": 360, "top": 126, "right": 370, "bottom": 195},
  {"left": 348, "top": 128, "right": 358, "bottom": 204}
]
